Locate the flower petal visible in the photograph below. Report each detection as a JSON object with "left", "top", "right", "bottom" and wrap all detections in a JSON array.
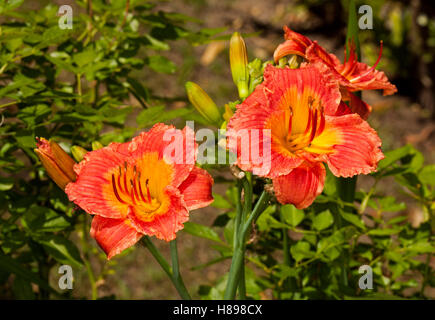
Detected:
[
  {"left": 273, "top": 162, "right": 325, "bottom": 209},
  {"left": 128, "top": 123, "right": 196, "bottom": 187},
  {"left": 273, "top": 40, "right": 307, "bottom": 63},
  {"left": 90, "top": 215, "right": 143, "bottom": 260},
  {"left": 262, "top": 64, "right": 341, "bottom": 118},
  {"left": 347, "top": 91, "right": 372, "bottom": 120},
  {"left": 312, "top": 114, "right": 384, "bottom": 177},
  {"left": 127, "top": 186, "right": 189, "bottom": 241},
  {"left": 179, "top": 167, "right": 214, "bottom": 210},
  {"left": 65, "top": 142, "right": 131, "bottom": 219},
  {"left": 347, "top": 61, "right": 397, "bottom": 95}
]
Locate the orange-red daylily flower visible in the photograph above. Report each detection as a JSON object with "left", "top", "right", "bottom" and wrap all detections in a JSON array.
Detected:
[
  {"left": 34, "top": 138, "right": 76, "bottom": 190},
  {"left": 227, "top": 65, "right": 384, "bottom": 209},
  {"left": 65, "top": 124, "right": 214, "bottom": 259},
  {"left": 273, "top": 26, "right": 397, "bottom": 119}
]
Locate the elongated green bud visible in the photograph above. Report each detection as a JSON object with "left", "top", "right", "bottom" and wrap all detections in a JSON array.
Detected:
[
  {"left": 71, "top": 145, "right": 88, "bottom": 162},
  {"left": 229, "top": 32, "right": 249, "bottom": 99},
  {"left": 185, "top": 81, "right": 221, "bottom": 125},
  {"left": 92, "top": 141, "right": 103, "bottom": 151}
]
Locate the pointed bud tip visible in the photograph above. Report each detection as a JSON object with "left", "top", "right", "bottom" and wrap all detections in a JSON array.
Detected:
[
  {"left": 185, "top": 81, "right": 221, "bottom": 126},
  {"left": 71, "top": 146, "right": 88, "bottom": 162},
  {"left": 92, "top": 141, "right": 103, "bottom": 151}
]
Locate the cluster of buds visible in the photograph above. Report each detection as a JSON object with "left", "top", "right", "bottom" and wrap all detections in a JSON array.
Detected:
[{"left": 185, "top": 32, "right": 251, "bottom": 128}]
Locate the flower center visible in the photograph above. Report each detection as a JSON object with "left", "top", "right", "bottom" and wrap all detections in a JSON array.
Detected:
[
  {"left": 110, "top": 161, "right": 162, "bottom": 214},
  {"left": 283, "top": 97, "right": 325, "bottom": 153}
]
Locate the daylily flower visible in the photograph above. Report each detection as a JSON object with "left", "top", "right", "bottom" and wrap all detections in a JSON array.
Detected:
[
  {"left": 65, "top": 123, "right": 214, "bottom": 259},
  {"left": 34, "top": 138, "right": 76, "bottom": 190},
  {"left": 273, "top": 26, "right": 397, "bottom": 119},
  {"left": 227, "top": 65, "right": 384, "bottom": 209}
]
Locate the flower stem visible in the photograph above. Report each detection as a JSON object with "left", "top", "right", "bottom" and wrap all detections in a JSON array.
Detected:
[
  {"left": 238, "top": 176, "right": 252, "bottom": 299},
  {"left": 76, "top": 73, "right": 82, "bottom": 103},
  {"left": 80, "top": 215, "right": 97, "bottom": 300},
  {"left": 280, "top": 209, "right": 291, "bottom": 266},
  {"left": 169, "top": 239, "right": 191, "bottom": 300},
  {"left": 141, "top": 237, "right": 191, "bottom": 300},
  {"left": 224, "top": 190, "right": 271, "bottom": 300}
]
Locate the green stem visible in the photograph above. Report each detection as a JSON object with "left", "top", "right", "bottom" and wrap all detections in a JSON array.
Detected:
[
  {"left": 280, "top": 209, "right": 291, "bottom": 266},
  {"left": 224, "top": 190, "right": 271, "bottom": 300},
  {"left": 420, "top": 253, "right": 431, "bottom": 298},
  {"left": 81, "top": 215, "right": 98, "bottom": 300},
  {"left": 0, "top": 100, "right": 18, "bottom": 109},
  {"left": 76, "top": 73, "right": 82, "bottom": 103},
  {"left": 233, "top": 180, "right": 243, "bottom": 250},
  {"left": 238, "top": 176, "right": 252, "bottom": 299},
  {"left": 170, "top": 239, "right": 191, "bottom": 300},
  {"left": 141, "top": 237, "right": 191, "bottom": 300}
]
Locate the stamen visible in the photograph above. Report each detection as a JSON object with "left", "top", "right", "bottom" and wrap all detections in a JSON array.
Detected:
[
  {"left": 123, "top": 162, "right": 128, "bottom": 194},
  {"left": 130, "top": 180, "right": 137, "bottom": 205},
  {"left": 317, "top": 111, "right": 325, "bottom": 136},
  {"left": 304, "top": 106, "right": 313, "bottom": 135},
  {"left": 137, "top": 172, "right": 148, "bottom": 203},
  {"left": 131, "top": 179, "right": 140, "bottom": 205},
  {"left": 112, "top": 174, "right": 126, "bottom": 204},
  {"left": 350, "top": 40, "right": 383, "bottom": 83},
  {"left": 287, "top": 107, "right": 293, "bottom": 136},
  {"left": 117, "top": 166, "right": 124, "bottom": 193},
  {"left": 145, "top": 179, "right": 152, "bottom": 203},
  {"left": 309, "top": 109, "right": 318, "bottom": 143}
]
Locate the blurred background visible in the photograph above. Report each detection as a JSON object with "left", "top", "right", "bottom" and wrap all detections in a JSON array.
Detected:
[{"left": 1, "top": 0, "right": 434, "bottom": 299}]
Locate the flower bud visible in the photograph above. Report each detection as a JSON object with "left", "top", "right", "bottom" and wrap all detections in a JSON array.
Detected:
[
  {"left": 185, "top": 81, "right": 221, "bottom": 125},
  {"left": 34, "top": 138, "right": 76, "bottom": 190},
  {"left": 229, "top": 32, "right": 249, "bottom": 99},
  {"left": 92, "top": 141, "right": 103, "bottom": 151},
  {"left": 223, "top": 104, "right": 234, "bottom": 122},
  {"left": 71, "top": 146, "right": 88, "bottom": 162},
  {"left": 288, "top": 55, "right": 300, "bottom": 69}
]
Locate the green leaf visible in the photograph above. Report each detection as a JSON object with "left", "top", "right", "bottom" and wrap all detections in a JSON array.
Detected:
[
  {"left": 22, "top": 206, "right": 70, "bottom": 233},
  {"left": 0, "top": 252, "right": 58, "bottom": 295},
  {"left": 406, "top": 242, "right": 435, "bottom": 254},
  {"left": 419, "top": 164, "right": 435, "bottom": 186},
  {"left": 73, "top": 47, "right": 98, "bottom": 68},
  {"left": 146, "top": 55, "right": 176, "bottom": 74},
  {"left": 377, "top": 145, "right": 412, "bottom": 171},
  {"left": 312, "top": 210, "right": 334, "bottom": 231},
  {"left": 290, "top": 241, "right": 314, "bottom": 262},
  {"left": 210, "top": 193, "right": 232, "bottom": 209},
  {"left": 12, "top": 276, "right": 35, "bottom": 300},
  {"left": 136, "top": 105, "right": 165, "bottom": 127},
  {"left": 0, "top": 176, "right": 14, "bottom": 191},
  {"left": 339, "top": 210, "right": 366, "bottom": 230},
  {"left": 35, "top": 235, "right": 83, "bottom": 268},
  {"left": 183, "top": 222, "right": 223, "bottom": 244},
  {"left": 368, "top": 228, "right": 401, "bottom": 236},
  {"left": 280, "top": 204, "right": 304, "bottom": 227}
]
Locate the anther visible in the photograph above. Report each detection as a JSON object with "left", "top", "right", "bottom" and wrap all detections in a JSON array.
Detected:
[{"left": 112, "top": 174, "right": 126, "bottom": 204}]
